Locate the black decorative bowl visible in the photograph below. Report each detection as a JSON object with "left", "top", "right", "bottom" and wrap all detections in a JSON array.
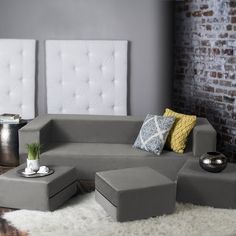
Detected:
[{"left": 199, "top": 152, "right": 227, "bottom": 173}]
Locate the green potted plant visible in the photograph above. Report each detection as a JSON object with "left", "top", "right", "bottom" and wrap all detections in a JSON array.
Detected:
[{"left": 26, "top": 142, "right": 41, "bottom": 171}]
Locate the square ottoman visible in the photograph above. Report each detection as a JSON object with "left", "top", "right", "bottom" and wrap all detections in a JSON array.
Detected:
[
  {"left": 95, "top": 166, "right": 176, "bottom": 222},
  {"left": 177, "top": 160, "right": 236, "bottom": 208},
  {"left": 0, "top": 164, "right": 78, "bottom": 211}
]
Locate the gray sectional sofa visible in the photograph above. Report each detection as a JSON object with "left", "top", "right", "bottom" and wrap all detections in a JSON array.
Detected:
[{"left": 19, "top": 114, "right": 217, "bottom": 184}]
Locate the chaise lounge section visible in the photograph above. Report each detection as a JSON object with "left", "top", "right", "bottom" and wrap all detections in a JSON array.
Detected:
[{"left": 19, "top": 114, "right": 217, "bottom": 185}]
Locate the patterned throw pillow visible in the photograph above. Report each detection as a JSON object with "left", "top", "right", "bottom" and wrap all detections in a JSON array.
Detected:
[
  {"left": 163, "top": 108, "right": 197, "bottom": 154},
  {"left": 133, "top": 114, "right": 175, "bottom": 155}
]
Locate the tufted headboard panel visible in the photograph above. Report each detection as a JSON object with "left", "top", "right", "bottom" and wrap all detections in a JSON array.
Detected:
[
  {"left": 46, "top": 40, "right": 127, "bottom": 115},
  {"left": 0, "top": 39, "right": 36, "bottom": 119}
]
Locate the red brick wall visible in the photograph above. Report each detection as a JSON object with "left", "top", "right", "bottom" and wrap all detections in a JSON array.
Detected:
[{"left": 174, "top": 0, "right": 236, "bottom": 161}]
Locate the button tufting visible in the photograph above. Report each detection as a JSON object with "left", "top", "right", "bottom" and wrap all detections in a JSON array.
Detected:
[
  {"left": 86, "top": 78, "right": 91, "bottom": 84},
  {"left": 84, "top": 77, "right": 89, "bottom": 83},
  {"left": 72, "top": 92, "right": 78, "bottom": 98},
  {"left": 86, "top": 50, "right": 90, "bottom": 56},
  {"left": 99, "top": 65, "right": 105, "bottom": 71},
  {"left": 74, "top": 66, "right": 79, "bottom": 72}
]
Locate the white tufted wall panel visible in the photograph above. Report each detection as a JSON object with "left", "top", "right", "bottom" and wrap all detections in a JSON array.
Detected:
[
  {"left": 46, "top": 40, "right": 127, "bottom": 115},
  {"left": 0, "top": 39, "right": 36, "bottom": 119}
]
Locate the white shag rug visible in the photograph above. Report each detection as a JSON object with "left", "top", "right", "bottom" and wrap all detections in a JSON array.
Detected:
[{"left": 3, "top": 193, "right": 236, "bottom": 236}]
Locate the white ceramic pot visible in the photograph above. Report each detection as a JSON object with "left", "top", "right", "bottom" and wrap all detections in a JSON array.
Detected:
[{"left": 27, "top": 159, "right": 40, "bottom": 171}]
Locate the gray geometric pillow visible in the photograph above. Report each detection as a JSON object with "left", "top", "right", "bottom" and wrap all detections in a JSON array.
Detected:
[{"left": 133, "top": 114, "right": 175, "bottom": 155}]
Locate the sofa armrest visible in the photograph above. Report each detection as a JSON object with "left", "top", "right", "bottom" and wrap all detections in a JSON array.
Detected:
[
  {"left": 192, "top": 118, "right": 217, "bottom": 157},
  {"left": 19, "top": 115, "right": 52, "bottom": 163}
]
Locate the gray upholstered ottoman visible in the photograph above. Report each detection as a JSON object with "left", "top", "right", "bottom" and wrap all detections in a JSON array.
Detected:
[
  {"left": 0, "top": 164, "right": 77, "bottom": 211},
  {"left": 95, "top": 167, "right": 176, "bottom": 222},
  {"left": 177, "top": 160, "right": 236, "bottom": 208}
]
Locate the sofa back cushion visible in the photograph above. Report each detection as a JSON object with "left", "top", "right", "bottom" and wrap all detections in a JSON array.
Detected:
[
  {"left": 47, "top": 115, "right": 209, "bottom": 154},
  {"left": 51, "top": 117, "right": 143, "bottom": 144}
]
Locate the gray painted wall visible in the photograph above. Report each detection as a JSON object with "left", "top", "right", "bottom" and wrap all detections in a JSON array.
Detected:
[{"left": 0, "top": 0, "right": 173, "bottom": 117}]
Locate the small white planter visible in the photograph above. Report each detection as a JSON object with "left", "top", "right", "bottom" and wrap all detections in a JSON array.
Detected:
[{"left": 27, "top": 159, "right": 40, "bottom": 171}]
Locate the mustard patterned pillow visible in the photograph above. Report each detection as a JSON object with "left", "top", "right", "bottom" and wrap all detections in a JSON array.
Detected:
[{"left": 163, "top": 108, "right": 197, "bottom": 154}]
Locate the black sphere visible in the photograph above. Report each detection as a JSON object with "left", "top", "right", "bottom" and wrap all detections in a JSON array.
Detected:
[{"left": 199, "top": 152, "right": 227, "bottom": 173}]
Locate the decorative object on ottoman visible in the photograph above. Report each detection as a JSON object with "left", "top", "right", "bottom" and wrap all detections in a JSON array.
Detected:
[
  {"left": 163, "top": 108, "right": 197, "bottom": 154},
  {"left": 199, "top": 151, "right": 227, "bottom": 173},
  {"left": 133, "top": 114, "right": 175, "bottom": 155},
  {"left": 17, "top": 166, "right": 54, "bottom": 178},
  {"left": 95, "top": 167, "right": 176, "bottom": 222},
  {"left": 23, "top": 166, "right": 37, "bottom": 175},
  {"left": 177, "top": 159, "right": 236, "bottom": 209},
  {"left": 26, "top": 142, "right": 41, "bottom": 171},
  {"left": 38, "top": 165, "right": 50, "bottom": 174},
  {"left": 0, "top": 164, "right": 78, "bottom": 211}
]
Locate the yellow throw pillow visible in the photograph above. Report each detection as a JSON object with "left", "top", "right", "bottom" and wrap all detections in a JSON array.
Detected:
[{"left": 163, "top": 108, "right": 197, "bottom": 153}]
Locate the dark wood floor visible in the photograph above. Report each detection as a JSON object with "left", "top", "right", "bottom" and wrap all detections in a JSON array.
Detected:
[{"left": 0, "top": 166, "right": 28, "bottom": 236}]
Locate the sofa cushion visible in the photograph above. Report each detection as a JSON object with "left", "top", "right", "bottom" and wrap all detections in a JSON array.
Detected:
[
  {"left": 50, "top": 116, "right": 143, "bottom": 144},
  {"left": 133, "top": 114, "right": 175, "bottom": 155},
  {"left": 40, "top": 143, "right": 192, "bottom": 181}
]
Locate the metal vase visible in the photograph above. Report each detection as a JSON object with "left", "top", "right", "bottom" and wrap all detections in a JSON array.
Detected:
[{"left": 199, "top": 152, "right": 227, "bottom": 173}]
